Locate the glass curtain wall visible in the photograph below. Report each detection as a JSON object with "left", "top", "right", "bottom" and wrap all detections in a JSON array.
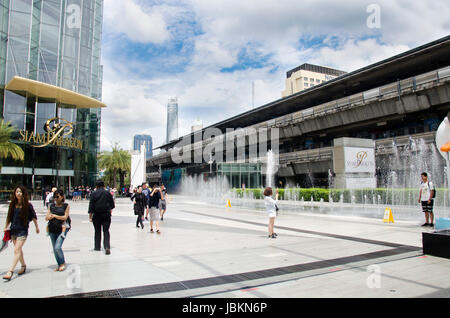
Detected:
[
  {"left": 0, "top": 0, "right": 104, "bottom": 198},
  {"left": 217, "top": 163, "right": 262, "bottom": 189}
]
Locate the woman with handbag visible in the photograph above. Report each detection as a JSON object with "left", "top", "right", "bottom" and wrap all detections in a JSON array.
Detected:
[
  {"left": 264, "top": 187, "right": 279, "bottom": 239},
  {"left": 45, "top": 189, "right": 71, "bottom": 272},
  {"left": 3, "top": 186, "right": 40, "bottom": 281},
  {"left": 132, "top": 186, "right": 145, "bottom": 229}
]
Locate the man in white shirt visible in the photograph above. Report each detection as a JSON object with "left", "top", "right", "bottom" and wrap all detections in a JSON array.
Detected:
[
  {"left": 45, "top": 187, "right": 57, "bottom": 209},
  {"left": 418, "top": 172, "right": 435, "bottom": 227}
]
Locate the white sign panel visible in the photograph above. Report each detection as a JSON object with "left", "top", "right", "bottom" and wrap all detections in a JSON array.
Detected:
[
  {"left": 344, "top": 147, "right": 375, "bottom": 173},
  {"left": 345, "top": 177, "right": 377, "bottom": 189}
]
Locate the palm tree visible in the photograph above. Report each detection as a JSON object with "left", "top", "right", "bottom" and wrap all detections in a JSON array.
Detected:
[
  {"left": 0, "top": 119, "right": 25, "bottom": 168},
  {"left": 98, "top": 150, "right": 115, "bottom": 186},
  {"left": 117, "top": 148, "right": 131, "bottom": 191},
  {"left": 98, "top": 143, "right": 131, "bottom": 189}
]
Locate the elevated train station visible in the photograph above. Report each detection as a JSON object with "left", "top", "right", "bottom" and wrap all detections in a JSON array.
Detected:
[{"left": 147, "top": 36, "right": 450, "bottom": 191}]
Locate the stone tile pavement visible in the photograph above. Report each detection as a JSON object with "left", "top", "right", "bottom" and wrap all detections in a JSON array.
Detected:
[{"left": 0, "top": 195, "right": 448, "bottom": 298}]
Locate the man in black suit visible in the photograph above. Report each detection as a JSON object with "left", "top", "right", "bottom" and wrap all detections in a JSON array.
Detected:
[{"left": 88, "top": 180, "right": 115, "bottom": 255}]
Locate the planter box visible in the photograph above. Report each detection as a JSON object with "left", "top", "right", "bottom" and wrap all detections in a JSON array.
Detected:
[{"left": 422, "top": 229, "right": 450, "bottom": 259}]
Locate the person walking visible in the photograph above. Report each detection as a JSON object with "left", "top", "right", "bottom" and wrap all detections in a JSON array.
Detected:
[
  {"left": 88, "top": 180, "right": 115, "bottom": 255},
  {"left": 159, "top": 184, "right": 168, "bottom": 221},
  {"left": 419, "top": 172, "right": 435, "bottom": 227},
  {"left": 148, "top": 185, "right": 162, "bottom": 234},
  {"left": 45, "top": 187, "right": 57, "bottom": 209},
  {"left": 142, "top": 183, "right": 150, "bottom": 221},
  {"left": 46, "top": 189, "right": 71, "bottom": 272},
  {"left": 264, "top": 187, "right": 279, "bottom": 238},
  {"left": 132, "top": 186, "right": 145, "bottom": 229},
  {"left": 2, "top": 186, "right": 40, "bottom": 281}
]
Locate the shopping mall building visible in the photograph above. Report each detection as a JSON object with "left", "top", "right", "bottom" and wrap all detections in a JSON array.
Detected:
[{"left": 0, "top": 0, "right": 104, "bottom": 199}]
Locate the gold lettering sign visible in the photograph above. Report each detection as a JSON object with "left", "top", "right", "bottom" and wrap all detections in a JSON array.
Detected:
[
  {"left": 355, "top": 151, "right": 368, "bottom": 167},
  {"left": 18, "top": 117, "right": 84, "bottom": 150}
]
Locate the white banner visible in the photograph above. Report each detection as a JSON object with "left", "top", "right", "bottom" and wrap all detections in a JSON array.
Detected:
[{"left": 344, "top": 147, "right": 375, "bottom": 173}]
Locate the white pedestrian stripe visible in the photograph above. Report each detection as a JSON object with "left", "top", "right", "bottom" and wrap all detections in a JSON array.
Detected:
[{"left": 261, "top": 253, "right": 287, "bottom": 258}]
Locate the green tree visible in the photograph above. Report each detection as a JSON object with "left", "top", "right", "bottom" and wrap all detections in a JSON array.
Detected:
[
  {"left": 98, "top": 143, "right": 131, "bottom": 189},
  {"left": 0, "top": 119, "right": 25, "bottom": 168}
]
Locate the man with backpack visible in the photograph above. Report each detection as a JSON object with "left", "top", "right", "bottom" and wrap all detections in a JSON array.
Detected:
[
  {"left": 418, "top": 172, "right": 435, "bottom": 227},
  {"left": 88, "top": 180, "right": 115, "bottom": 255},
  {"left": 142, "top": 182, "right": 150, "bottom": 221}
]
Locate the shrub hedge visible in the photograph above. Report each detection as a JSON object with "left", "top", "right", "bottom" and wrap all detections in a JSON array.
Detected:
[{"left": 233, "top": 188, "right": 449, "bottom": 205}]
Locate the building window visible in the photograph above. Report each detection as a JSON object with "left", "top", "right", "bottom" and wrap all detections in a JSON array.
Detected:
[
  {"left": 304, "top": 77, "right": 308, "bottom": 80},
  {"left": 316, "top": 79, "right": 321, "bottom": 83},
  {"left": 304, "top": 83, "right": 309, "bottom": 87},
  {"left": 310, "top": 78, "right": 314, "bottom": 82}
]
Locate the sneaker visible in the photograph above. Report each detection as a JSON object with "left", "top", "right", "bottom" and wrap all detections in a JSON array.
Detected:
[
  {"left": 428, "top": 223, "right": 434, "bottom": 227},
  {"left": 270, "top": 234, "right": 277, "bottom": 239},
  {"left": 149, "top": 229, "right": 154, "bottom": 233},
  {"left": 421, "top": 223, "right": 429, "bottom": 227},
  {"left": 105, "top": 249, "right": 111, "bottom": 255}
]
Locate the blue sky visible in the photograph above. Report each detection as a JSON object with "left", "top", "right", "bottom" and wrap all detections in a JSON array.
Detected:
[{"left": 99, "top": 0, "right": 450, "bottom": 153}]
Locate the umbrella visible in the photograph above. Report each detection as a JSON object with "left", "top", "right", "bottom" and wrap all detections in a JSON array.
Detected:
[{"left": 0, "top": 230, "right": 11, "bottom": 253}]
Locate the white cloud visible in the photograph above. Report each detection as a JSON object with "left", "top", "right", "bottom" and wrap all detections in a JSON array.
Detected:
[
  {"left": 100, "top": 0, "right": 450, "bottom": 152},
  {"left": 103, "top": 0, "right": 171, "bottom": 44}
]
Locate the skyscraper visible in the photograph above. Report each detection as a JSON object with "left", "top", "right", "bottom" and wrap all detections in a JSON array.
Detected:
[
  {"left": 0, "top": 0, "right": 104, "bottom": 196},
  {"left": 166, "top": 97, "right": 178, "bottom": 143},
  {"left": 133, "top": 134, "right": 153, "bottom": 159}
]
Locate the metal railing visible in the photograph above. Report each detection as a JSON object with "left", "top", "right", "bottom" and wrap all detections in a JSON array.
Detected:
[{"left": 264, "top": 66, "right": 450, "bottom": 129}]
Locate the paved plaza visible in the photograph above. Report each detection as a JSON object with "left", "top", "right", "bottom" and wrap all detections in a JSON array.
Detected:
[{"left": 0, "top": 195, "right": 449, "bottom": 298}]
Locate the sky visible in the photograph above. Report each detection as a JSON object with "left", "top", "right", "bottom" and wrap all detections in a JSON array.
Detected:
[{"left": 99, "top": 0, "right": 450, "bottom": 154}]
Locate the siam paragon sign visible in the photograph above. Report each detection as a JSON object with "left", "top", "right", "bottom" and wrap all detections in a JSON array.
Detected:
[{"left": 18, "top": 117, "right": 83, "bottom": 150}]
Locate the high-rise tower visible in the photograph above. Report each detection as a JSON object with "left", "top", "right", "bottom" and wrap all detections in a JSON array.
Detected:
[
  {"left": 166, "top": 97, "right": 178, "bottom": 143},
  {"left": 133, "top": 134, "right": 153, "bottom": 159}
]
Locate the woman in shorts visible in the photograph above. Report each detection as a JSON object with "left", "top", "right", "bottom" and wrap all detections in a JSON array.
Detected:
[
  {"left": 264, "top": 187, "right": 279, "bottom": 238},
  {"left": 149, "top": 185, "right": 161, "bottom": 234},
  {"left": 3, "top": 186, "right": 40, "bottom": 281}
]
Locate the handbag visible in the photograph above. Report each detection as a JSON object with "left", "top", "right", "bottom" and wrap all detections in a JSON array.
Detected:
[{"left": 0, "top": 230, "right": 11, "bottom": 253}]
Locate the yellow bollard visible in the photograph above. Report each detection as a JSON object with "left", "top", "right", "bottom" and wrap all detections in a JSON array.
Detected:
[{"left": 226, "top": 200, "right": 232, "bottom": 208}]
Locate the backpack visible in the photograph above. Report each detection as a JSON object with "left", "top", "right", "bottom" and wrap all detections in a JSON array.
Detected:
[{"left": 428, "top": 182, "right": 436, "bottom": 199}]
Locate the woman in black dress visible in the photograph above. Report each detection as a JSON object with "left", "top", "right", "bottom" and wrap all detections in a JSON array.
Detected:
[
  {"left": 132, "top": 186, "right": 145, "bottom": 229},
  {"left": 3, "top": 186, "right": 40, "bottom": 281}
]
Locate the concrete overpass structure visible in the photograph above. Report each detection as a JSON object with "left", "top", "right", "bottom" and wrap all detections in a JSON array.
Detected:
[{"left": 147, "top": 36, "right": 450, "bottom": 190}]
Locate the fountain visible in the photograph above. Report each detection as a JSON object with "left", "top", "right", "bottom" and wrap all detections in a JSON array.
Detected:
[
  {"left": 265, "top": 149, "right": 276, "bottom": 188},
  {"left": 176, "top": 132, "right": 449, "bottom": 222}
]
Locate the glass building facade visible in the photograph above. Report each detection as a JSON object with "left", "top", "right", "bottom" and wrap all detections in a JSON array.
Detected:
[
  {"left": 0, "top": 0, "right": 104, "bottom": 199},
  {"left": 133, "top": 134, "right": 153, "bottom": 159},
  {"left": 166, "top": 97, "right": 178, "bottom": 143}
]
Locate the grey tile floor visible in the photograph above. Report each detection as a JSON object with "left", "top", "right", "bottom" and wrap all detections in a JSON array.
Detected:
[{"left": 0, "top": 195, "right": 448, "bottom": 298}]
